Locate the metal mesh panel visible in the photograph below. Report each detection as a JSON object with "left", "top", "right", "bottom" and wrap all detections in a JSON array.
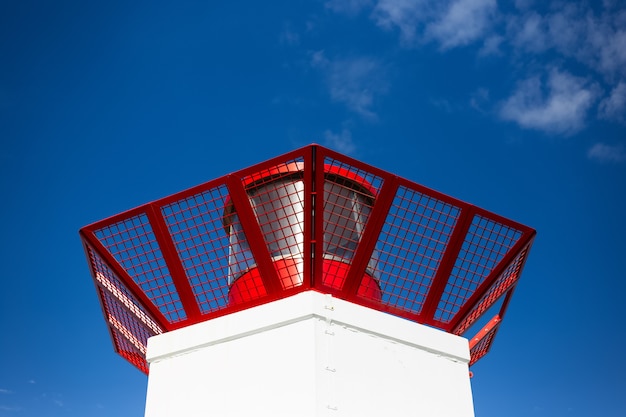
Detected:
[
  {"left": 92, "top": 254, "right": 162, "bottom": 375},
  {"left": 100, "top": 289, "right": 156, "bottom": 356},
  {"left": 322, "top": 157, "right": 382, "bottom": 289},
  {"left": 88, "top": 247, "right": 163, "bottom": 335},
  {"left": 323, "top": 157, "right": 384, "bottom": 194},
  {"left": 94, "top": 214, "right": 185, "bottom": 322},
  {"left": 375, "top": 187, "right": 460, "bottom": 312},
  {"left": 161, "top": 185, "right": 234, "bottom": 314},
  {"left": 111, "top": 328, "right": 150, "bottom": 374},
  {"left": 469, "top": 324, "right": 498, "bottom": 366},
  {"left": 454, "top": 245, "right": 530, "bottom": 335},
  {"left": 244, "top": 159, "right": 306, "bottom": 290},
  {"left": 435, "top": 215, "right": 523, "bottom": 323}
]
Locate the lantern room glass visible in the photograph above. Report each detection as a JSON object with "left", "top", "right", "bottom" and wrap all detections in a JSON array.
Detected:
[{"left": 227, "top": 174, "right": 379, "bottom": 286}]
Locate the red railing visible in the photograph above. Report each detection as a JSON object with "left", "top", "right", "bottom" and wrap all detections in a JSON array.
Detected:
[{"left": 80, "top": 144, "right": 535, "bottom": 373}]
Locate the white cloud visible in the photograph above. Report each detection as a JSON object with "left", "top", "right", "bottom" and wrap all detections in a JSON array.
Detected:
[
  {"left": 425, "top": 0, "right": 497, "bottom": 49},
  {"left": 603, "top": 0, "right": 623, "bottom": 10},
  {"left": 470, "top": 87, "right": 490, "bottom": 112},
  {"left": 585, "top": 16, "right": 626, "bottom": 80},
  {"left": 372, "top": 0, "right": 495, "bottom": 48},
  {"left": 505, "top": 5, "right": 586, "bottom": 55},
  {"left": 508, "top": 7, "right": 584, "bottom": 54},
  {"left": 372, "top": 0, "right": 431, "bottom": 45},
  {"left": 324, "top": 128, "right": 358, "bottom": 154},
  {"left": 310, "top": 50, "right": 329, "bottom": 68},
  {"left": 545, "top": 5, "right": 586, "bottom": 54},
  {"left": 336, "top": 0, "right": 626, "bottom": 82},
  {"left": 279, "top": 24, "right": 300, "bottom": 46},
  {"left": 508, "top": 11, "right": 549, "bottom": 53},
  {"left": 325, "top": 0, "right": 373, "bottom": 16},
  {"left": 599, "top": 81, "right": 626, "bottom": 122},
  {"left": 506, "top": 5, "right": 626, "bottom": 81},
  {"left": 311, "top": 51, "right": 388, "bottom": 119},
  {"left": 513, "top": 0, "right": 534, "bottom": 10},
  {"left": 588, "top": 143, "right": 626, "bottom": 163},
  {"left": 499, "top": 69, "right": 599, "bottom": 135},
  {"left": 556, "top": 6, "right": 626, "bottom": 80},
  {"left": 479, "top": 34, "right": 504, "bottom": 56},
  {"left": 0, "top": 405, "right": 21, "bottom": 411},
  {"left": 0, "top": 389, "right": 12, "bottom": 394},
  {"left": 430, "top": 97, "right": 454, "bottom": 113},
  {"left": 327, "top": 0, "right": 626, "bottom": 137}
]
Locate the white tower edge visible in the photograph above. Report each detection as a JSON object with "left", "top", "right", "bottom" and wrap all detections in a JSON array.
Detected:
[{"left": 144, "top": 291, "right": 475, "bottom": 417}]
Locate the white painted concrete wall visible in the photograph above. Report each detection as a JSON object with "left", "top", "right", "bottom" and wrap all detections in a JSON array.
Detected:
[{"left": 144, "top": 291, "right": 475, "bottom": 417}]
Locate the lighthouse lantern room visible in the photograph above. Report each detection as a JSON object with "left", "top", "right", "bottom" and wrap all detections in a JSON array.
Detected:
[{"left": 80, "top": 144, "right": 535, "bottom": 416}]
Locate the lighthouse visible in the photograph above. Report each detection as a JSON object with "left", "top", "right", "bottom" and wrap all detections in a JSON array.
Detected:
[{"left": 80, "top": 144, "right": 535, "bottom": 416}]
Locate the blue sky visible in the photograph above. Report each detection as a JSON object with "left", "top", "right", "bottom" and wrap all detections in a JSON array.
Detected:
[{"left": 1, "top": 0, "right": 625, "bottom": 416}]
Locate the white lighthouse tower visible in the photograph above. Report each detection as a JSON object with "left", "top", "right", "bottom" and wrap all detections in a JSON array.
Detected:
[{"left": 81, "top": 145, "right": 535, "bottom": 416}]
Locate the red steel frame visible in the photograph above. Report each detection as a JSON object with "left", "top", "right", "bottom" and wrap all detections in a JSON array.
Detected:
[{"left": 80, "top": 144, "right": 535, "bottom": 373}]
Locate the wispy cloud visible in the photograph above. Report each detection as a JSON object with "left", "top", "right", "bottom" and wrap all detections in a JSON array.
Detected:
[
  {"left": 588, "top": 143, "right": 626, "bottom": 163},
  {"left": 478, "top": 34, "right": 504, "bottom": 56},
  {"left": 0, "top": 389, "right": 12, "bottom": 395},
  {"left": 576, "top": 10, "right": 626, "bottom": 81},
  {"left": 327, "top": 0, "right": 626, "bottom": 136},
  {"left": 470, "top": 87, "right": 490, "bottom": 112},
  {"left": 371, "top": 0, "right": 496, "bottom": 49},
  {"left": 372, "top": 0, "right": 431, "bottom": 45},
  {"left": 367, "top": 0, "right": 626, "bottom": 79},
  {"left": 425, "top": 0, "right": 496, "bottom": 50},
  {"left": 279, "top": 23, "right": 300, "bottom": 46},
  {"left": 598, "top": 81, "right": 626, "bottom": 122},
  {"left": 507, "top": 11, "right": 550, "bottom": 53},
  {"left": 311, "top": 51, "right": 388, "bottom": 120},
  {"left": 0, "top": 405, "right": 21, "bottom": 412},
  {"left": 325, "top": 0, "right": 373, "bottom": 16},
  {"left": 498, "top": 69, "right": 599, "bottom": 135},
  {"left": 506, "top": 4, "right": 626, "bottom": 80},
  {"left": 512, "top": 0, "right": 533, "bottom": 10},
  {"left": 323, "top": 128, "right": 358, "bottom": 154}
]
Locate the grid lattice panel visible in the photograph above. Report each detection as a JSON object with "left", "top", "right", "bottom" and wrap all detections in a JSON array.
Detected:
[
  {"left": 469, "top": 325, "right": 498, "bottom": 366},
  {"left": 323, "top": 157, "right": 384, "bottom": 195},
  {"left": 161, "top": 185, "right": 235, "bottom": 314},
  {"left": 100, "top": 289, "right": 157, "bottom": 355},
  {"left": 454, "top": 245, "right": 529, "bottom": 335},
  {"left": 94, "top": 214, "right": 185, "bottom": 322},
  {"left": 323, "top": 158, "right": 382, "bottom": 289},
  {"left": 88, "top": 247, "right": 163, "bottom": 335},
  {"left": 111, "top": 329, "right": 150, "bottom": 374},
  {"left": 89, "top": 246, "right": 161, "bottom": 374},
  {"left": 435, "top": 215, "right": 522, "bottom": 323},
  {"left": 244, "top": 159, "right": 305, "bottom": 289},
  {"left": 374, "top": 186, "right": 461, "bottom": 313}
]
